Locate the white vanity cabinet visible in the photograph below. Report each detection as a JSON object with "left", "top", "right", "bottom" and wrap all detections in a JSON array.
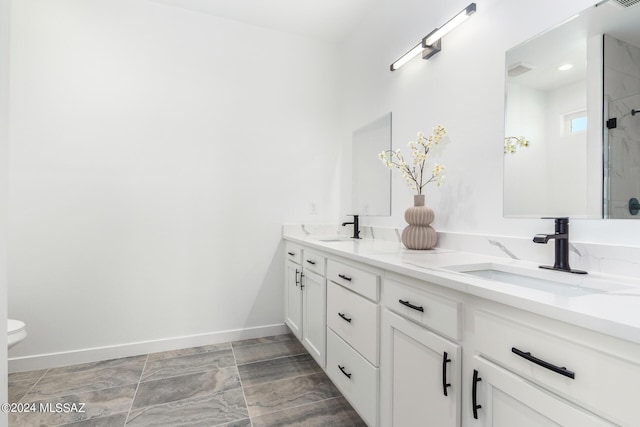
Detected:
[
  {"left": 470, "top": 356, "right": 614, "bottom": 427},
  {"left": 282, "top": 236, "right": 640, "bottom": 427},
  {"left": 468, "top": 307, "right": 640, "bottom": 426},
  {"left": 325, "top": 257, "right": 381, "bottom": 427},
  {"left": 284, "top": 242, "right": 303, "bottom": 339},
  {"left": 380, "top": 274, "right": 462, "bottom": 427},
  {"left": 284, "top": 243, "right": 327, "bottom": 368}
]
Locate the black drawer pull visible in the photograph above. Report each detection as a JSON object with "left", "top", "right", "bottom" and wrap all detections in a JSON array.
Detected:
[
  {"left": 306, "top": 259, "right": 316, "bottom": 265},
  {"left": 399, "top": 299, "right": 424, "bottom": 312},
  {"left": 287, "top": 251, "right": 295, "bottom": 256},
  {"left": 295, "top": 269, "right": 300, "bottom": 287},
  {"left": 338, "top": 274, "right": 352, "bottom": 281},
  {"left": 338, "top": 365, "right": 352, "bottom": 379},
  {"left": 472, "top": 369, "right": 482, "bottom": 419},
  {"left": 338, "top": 312, "right": 352, "bottom": 323},
  {"left": 512, "top": 347, "right": 575, "bottom": 379},
  {"left": 442, "top": 352, "right": 451, "bottom": 396}
]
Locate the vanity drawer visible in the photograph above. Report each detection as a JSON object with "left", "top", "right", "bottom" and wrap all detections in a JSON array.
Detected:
[
  {"left": 382, "top": 277, "right": 460, "bottom": 341},
  {"left": 475, "top": 310, "right": 640, "bottom": 426},
  {"left": 327, "top": 259, "right": 379, "bottom": 302},
  {"left": 302, "top": 249, "right": 326, "bottom": 277},
  {"left": 326, "top": 328, "right": 378, "bottom": 427},
  {"left": 285, "top": 242, "right": 302, "bottom": 265},
  {"left": 327, "top": 281, "right": 379, "bottom": 366}
]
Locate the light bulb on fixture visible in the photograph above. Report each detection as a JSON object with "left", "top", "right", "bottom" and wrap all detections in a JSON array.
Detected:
[
  {"left": 390, "top": 42, "right": 424, "bottom": 71},
  {"left": 390, "top": 3, "right": 477, "bottom": 71},
  {"left": 423, "top": 3, "right": 477, "bottom": 47}
]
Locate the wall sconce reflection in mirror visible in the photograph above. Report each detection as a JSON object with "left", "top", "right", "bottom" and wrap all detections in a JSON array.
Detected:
[{"left": 390, "top": 3, "right": 476, "bottom": 71}]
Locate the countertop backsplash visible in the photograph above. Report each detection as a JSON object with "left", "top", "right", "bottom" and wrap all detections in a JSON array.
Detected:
[{"left": 282, "top": 223, "right": 640, "bottom": 278}]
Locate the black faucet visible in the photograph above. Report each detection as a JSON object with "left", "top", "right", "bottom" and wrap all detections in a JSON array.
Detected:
[
  {"left": 533, "top": 217, "right": 586, "bottom": 274},
  {"left": 341, "top": 215, "right": 361, "bottom": 239}
]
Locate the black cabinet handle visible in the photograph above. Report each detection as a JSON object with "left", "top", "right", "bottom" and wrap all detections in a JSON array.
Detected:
[
  {"left": 472, "top": 369, "right": 482, "bottom": 419},
  {"left": 399, "top": 299, "right": 424, "bottom": 312},
  {"left": 338, "top": 312, "right": 352, "bottom": 323},
  {"left": 295, "top": 269, "right": 300, "bottom": 287},
  {"left": 338, "top": 274, "right": 352, "bottom": 281},
  {"left": 300, "top": 272, "right": 304, "bottom": 289},
  {"left": 287, "top": 251, "right": 295, "bottom": 256},
  {"left": 442, "top": 352, "right": 451, "bottom": 396},
  {"left": 306, "top": 259, "right": 316, "bottom": 265},
  {"left": 338, "top": 365, "right": 352, "bottom": 379},
  {"left": 512, "top": 347, "right": 575, "bottom": 379}
]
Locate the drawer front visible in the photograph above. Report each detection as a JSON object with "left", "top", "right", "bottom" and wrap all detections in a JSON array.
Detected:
[
  {"left": 474, "top": 356, "right": 615, "bottom": 427},
  {"left": 475, "top": 310, "right": 640, "bottom": 427},
  {"left": 327, "top": 259, "right": 379, "bottom": 302},
  {"left": 327, "top": 282, "right": 379, "bottom": 366},
  {"left": 303, "top": 249, "right": 326, "bottom": 277},
  {"left": 383, "top": 277, "right": 460, "bottom": 340},
  {"left": 326, "top": 328, "right": 378, "bottom": 427},
  {"left": 285, "top": 242, "right": 302, "bottom": 265}
]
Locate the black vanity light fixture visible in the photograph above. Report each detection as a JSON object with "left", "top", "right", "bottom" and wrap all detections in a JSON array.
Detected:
[{"left": 390, "top": 3, "right": 476, "bottom": 71}]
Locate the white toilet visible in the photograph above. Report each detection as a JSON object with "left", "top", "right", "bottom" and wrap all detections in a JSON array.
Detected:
[{"left": 8, "top": 319, "right": 27, "bottom": 350}]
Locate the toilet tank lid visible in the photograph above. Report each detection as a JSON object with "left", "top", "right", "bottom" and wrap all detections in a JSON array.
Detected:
[{"left": 8, "top": 319, "right": 25, "bottom": 333}]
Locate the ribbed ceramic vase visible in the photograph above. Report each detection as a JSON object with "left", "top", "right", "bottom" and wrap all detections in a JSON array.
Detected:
[{"left": 401, "top": 194, "right": 437, "bottom": 250}]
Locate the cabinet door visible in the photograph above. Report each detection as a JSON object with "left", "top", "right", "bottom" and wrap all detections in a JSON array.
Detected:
[
  {"left": 472, "top": 356, "right": 615, "bottom": 427},
  {"left": 302, "top": 269, "right": 326, "bottom": 367},
  {"left": 285, "top": 260, "right": 302, "bottom": 340},
  {"left": 380, "top": 309, "right": 461, "bottom": 427}
]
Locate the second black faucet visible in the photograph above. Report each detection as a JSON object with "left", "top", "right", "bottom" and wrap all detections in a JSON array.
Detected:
[{"left": 342, "top": 215, "right": 361, "bottom": 239}]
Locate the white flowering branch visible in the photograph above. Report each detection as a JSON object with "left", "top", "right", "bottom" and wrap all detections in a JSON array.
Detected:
[
  {"left": 379, "top": 125, "right": 447, "bottom": 195},
  {"left": 504, "top": 136, "right": 530, "bottom": 154}
]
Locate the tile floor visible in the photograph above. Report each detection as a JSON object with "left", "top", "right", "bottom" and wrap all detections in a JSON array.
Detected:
[{"left": 8, "top": 334, "right": 366, "bottom": 426}]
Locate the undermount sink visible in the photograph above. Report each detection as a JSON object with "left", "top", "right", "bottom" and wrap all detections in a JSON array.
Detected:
[
  {"left": 314, "top": 236, "right": 354, "bottom": 242},
  {"left": 444, "top": 263, "right": 629, "bottom": 297}
]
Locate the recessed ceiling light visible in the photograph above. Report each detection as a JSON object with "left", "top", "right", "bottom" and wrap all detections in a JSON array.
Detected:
[{"left": 558, "top": 64, "right": 573, "bottom": 71}]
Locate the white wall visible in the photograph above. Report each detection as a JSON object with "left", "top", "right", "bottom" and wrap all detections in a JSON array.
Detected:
[
  {"left": 1, "top": 0, "right": 9, "bottom": 418},
  {"left": 338, "top": 0, "right": 640, "bottom": 245},
  {"left": 504, "top": 82, "right": 548, "bottom": 216},
  {"left": 8, "top": 0, "right": 341, "bottom": 364},
  {"left": 544, "top": 80, "right": 588, "bottom": 216}
]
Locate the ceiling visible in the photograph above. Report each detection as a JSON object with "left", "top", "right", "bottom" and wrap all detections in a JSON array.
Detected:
[
  {"left": 150, "top": 0, "right": 376, "bottom": 42},
  {"left": 507, "top": 0, "right": 640, "bottom": 92}
]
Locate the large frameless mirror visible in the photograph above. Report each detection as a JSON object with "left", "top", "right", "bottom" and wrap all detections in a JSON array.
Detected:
[
  {"left": 352, "top": 112, "right": 392, "bottom": 216},
  {"left": 503, "top": 0, "right": 640, "bottom": 219}
]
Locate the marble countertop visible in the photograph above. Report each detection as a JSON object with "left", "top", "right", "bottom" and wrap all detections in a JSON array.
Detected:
[{"left": 283, "top": 234, "right": 640, "bottom": 345}]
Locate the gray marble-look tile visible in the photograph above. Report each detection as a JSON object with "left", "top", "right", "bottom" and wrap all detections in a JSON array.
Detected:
[
  {"left": 251, "top": 397, "right": 366, "bottom": 427},
  {"left": 238, "top": 354, "right": 322, "bottom": 387},
  {"left": 232, "top": 338, "right": 306, "bottom": 365},
  {"left": 215, "top": 419, "right": 252, "bottom": 427},
  {"left": 8, "top": 384, "right": 136, "bottom": 427},
  {"left": 142, "top": 348, "right": 236, "bottom": 382},
  {"left": 231, "top": 333, "right": 295, "bottom": 348},
  {"left": 147, "top": 342, "right": 231, "bottom": 362},
  {"left": 8, "top": 370, "right": 47, "bottom": 404},
  {"left": 8, "top": 369, "right": 48, "bottom": 384},
  {"left": 132, "top": 366, "right": 240, "bottom": 410},
  {"left": 26, "top": 364, "right": 145, "bottom": 400},
  {"left": 59, "top": 412, "right": 128, "bottom": 427},
  {"left": 243, "top": 372, "right": 341, "bottom": 417},
  {"left": 8, "top": 381, "right": 36, "bottom": 403},
  {"left": 126, "top": 386, "right": 248, "bottom": 427},
  {"left": 46, "top": 355, "right": 147, "bottom": 377}
]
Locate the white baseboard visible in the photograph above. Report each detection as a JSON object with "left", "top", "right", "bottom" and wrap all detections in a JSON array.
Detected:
[{"left": 9, "top": 323, "right": 289, "bottom": 373}]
